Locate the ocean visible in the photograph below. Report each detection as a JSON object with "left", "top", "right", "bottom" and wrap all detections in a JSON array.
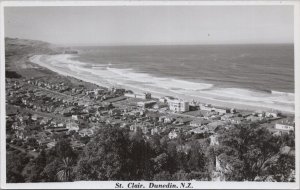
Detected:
[{"left": 30, "top": 44, "right": 295, "bottom": 113}]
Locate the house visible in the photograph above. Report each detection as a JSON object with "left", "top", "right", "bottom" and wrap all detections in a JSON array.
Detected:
[
  {"left": 151, "top": 127, "right": 160, "bottom": 135},
  {"left": 66, "top": 122, "right": 79, "bottom": 132},
  {"left": 200, "top": 104, "right": 213, "bottom": 112},
  {"left": 57, "top": 123, "right": 65, "bottom": 127},
  {"left": 246, "top": 115, "right": 261, "bottom": 122},
  {"left": 168, "top": 130, "right": 178, "bottom": 139},
  {"left": 266, "top": 111, "right": 280, "bottom": 118},
  {"left": 164, "top": 116, "right": 177, "bottom": 124},
  {"left": 159, "top": 97, "right": 167, "bottom": 103},
  {"left": 210, "top": 135, "right": 219, "bottom": 146},
  {"left": 189, "top": 100, "right": 199, "bottom": 111},
  {"left": 40, "top": 117, "right": 51, "bottom": 125},
  {"left": 230, "top": 108, "right": 237, "bottom": 113},
  {"left": 189, "top": 127, "right": 206, "bottom": 134},
  {"left": 72, "top": 115, "right": 78, "bottom": 121},
  {"left": 214, "top": 108, "right": 229, "bottom": 115},
  {"left": 137, "top": 100, "right": 157, "bottom": 109},
  {"left": 275, "top": 124, "right": 294, "bottom": 131},
  {"left": 274, "top": 118, "right": 294, "bottom": 131},
  {"left": 176, "top": 117, "right": 192, "bottom": 125},
  {"left": 221, "top": 114, "right": 234, "bottom": 121},
  {"left": 47, "top": 141, "right": 57, "bottom": 149},
  {"left": 190, "top": 119, "right": 208, "bottom": 127},
  {"left": 31, "top": 114, "right": 40, "bottom": 121},
  {"left": 230, "top": 117, "right": 244, "bottom": 124},
  {"left": 129, "top": 124, "right": 137, "bottom": 131},
  {"left": 141, "top": 125, "right": 150, "bottom": 134},
  {"left": 79, "top": 128, "right": 94, "bottom": 137},
  {"left": 120, "top": 123, "right": 130, "bottom": 128},
  {"left": 108, "top": 108, "right": 122, "bottom": 116}
]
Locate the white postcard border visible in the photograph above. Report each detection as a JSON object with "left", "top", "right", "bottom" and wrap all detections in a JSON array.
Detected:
[{"left": 0, "top": 1, "right": 299, "bottom": 189}]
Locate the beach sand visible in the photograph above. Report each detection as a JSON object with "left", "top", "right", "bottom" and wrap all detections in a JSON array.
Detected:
[{"left": 29, "top": 54, "right": 295, "bottom": 114}]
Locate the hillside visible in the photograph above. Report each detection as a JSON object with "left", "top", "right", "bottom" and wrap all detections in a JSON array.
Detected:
[{"left": 5, "top": 38, "right": 62, "bottom": 78}]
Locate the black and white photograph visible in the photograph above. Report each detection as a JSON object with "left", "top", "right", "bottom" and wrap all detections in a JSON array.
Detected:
[{"left": 0, "top": 0, "right": 299, "bottom": 189}]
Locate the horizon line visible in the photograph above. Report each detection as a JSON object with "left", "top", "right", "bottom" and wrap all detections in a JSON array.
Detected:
[{"left": 5, "top": 37, "right": 294, "bottom": 47}]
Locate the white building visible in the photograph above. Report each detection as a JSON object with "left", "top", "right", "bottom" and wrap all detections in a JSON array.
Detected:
[
  {"left": 66, "top": 122, "right": 79, "bottom": 132},
  {"left": 200, "top": 104, "right": 213, "bottom": 112},
  {"left": 168, "top": 130, "right": 178, "bottom": 139},
  {"left": 72, "top": 115, "right": 78, "bottom": 121},
  {"left": 275, "top": 124, "right": 294, "bottom": 131},
  {"left": 168, "top": 99, "right": 189, "bottom": 112},
  {"left": 214, "top": 108, "right": 228, "bottom": 115}
]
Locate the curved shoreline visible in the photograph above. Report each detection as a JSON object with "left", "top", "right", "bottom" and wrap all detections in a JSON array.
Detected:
[{"left": 29, "top": 54, "right": 295, "bottom": 114}]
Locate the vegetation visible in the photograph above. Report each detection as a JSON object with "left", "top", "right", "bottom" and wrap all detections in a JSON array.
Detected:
[{"left": 6, "top": 123, "right": 295, "bottom": 182}]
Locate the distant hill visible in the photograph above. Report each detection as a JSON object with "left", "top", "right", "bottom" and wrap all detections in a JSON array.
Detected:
[
  {"left": 5, "top": 38, "right": 64, "bottom": 78},
  {"left": 5, "top": 37, "right": 61, "bottom": 56}
]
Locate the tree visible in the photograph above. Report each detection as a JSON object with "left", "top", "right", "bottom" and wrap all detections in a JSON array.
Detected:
[
  {"left": 6, "top": 151, "right": 29, "bottom": 183},
  {"left": 153, "top": 171, "right": 172, "bottom": 181},
  {"left": 216, "top": 123, "right": 288, "bottom": 181},
  {"left": 57, "top": 157, "right": 75, "bottom": 182},
  {"left": 42, "top": 159, "right": 60, "bottom": 182},
  {"left": 187, "top": 141, "right": 207, "bottom": 172},
  {"left": 27, "top": 137, "right": 39, "bottom": 149},
  {"left": 153, "top": 153, "right": 169, "bottom": 173},
  {"left": 23, "top": 149, "right": 47, "bottom": 182},
  {"left": 75, "top": 127, "right": 132, "bottom": 180},
  {"left": 54, "top": 139, "right": 77, "bottom": 160},
  {"left": 127, "top": 130, "right": 155, "bottom": 180}
]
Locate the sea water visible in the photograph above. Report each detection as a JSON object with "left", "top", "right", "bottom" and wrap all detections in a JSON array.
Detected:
[{"left": 30, "top": 44, "right": 295, "bottom": 113}]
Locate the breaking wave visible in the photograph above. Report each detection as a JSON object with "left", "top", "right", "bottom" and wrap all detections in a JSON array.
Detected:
[{"left": 29, "top": 54, "right": 295, "bottom": 113}]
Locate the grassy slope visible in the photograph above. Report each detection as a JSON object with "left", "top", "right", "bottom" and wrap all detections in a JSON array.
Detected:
[{"left": 5, "top": 38, "right": 62, "bottom": 78}]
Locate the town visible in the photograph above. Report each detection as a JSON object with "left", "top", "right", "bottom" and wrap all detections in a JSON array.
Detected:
[{"left": 6, "top": 74, "right": 295, "bottom": 165}]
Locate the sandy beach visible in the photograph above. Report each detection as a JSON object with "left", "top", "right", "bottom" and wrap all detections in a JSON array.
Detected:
[{"left": 29, "top": 54, "right": 295, "bottom": 114}]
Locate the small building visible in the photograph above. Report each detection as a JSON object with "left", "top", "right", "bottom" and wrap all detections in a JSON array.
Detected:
[
  {"left": 210, "top": 135, "right": 219, "bottom": 146},
  {"left": 189, "top": 127, "right": 206, "bottom": 134},
  {"left": 108, "top": 108, "right": 122, "bottom": 116},
  {"left": 72, "top": 115, "right": 78, "bottom": 121},
  {"left": 66, "top": 122, "right": 79, "bottom": 132},
  {"left": 47, "top": 141, "right": 57, "bottom": 149},
  {"left": 137, "top": 100, "right": 157, "bottom": 109},
  {"left": 79, "top": 128, "right": 94, "bottom": 137},
  {"left": 275, "top": 124, "right": 294, "bottom": 131},
  {"left": 31, "top": 114, "right": 40, "bottom": 121},
  {"left": 151, "top": 127, "right": 160, "bottom": 135},
  {"left": 163, "top": 116, "right": 176, "bottom": 124},
  {"left": 230, "top": 117, "right": 243, "bottom": 124},
  {"left": 190, "top": 119, "right": 207, "bottom": 127},
  {"left": 159, "top": 97, "right": 167, "bottom": 103},
  {"left": 274, "top": 118, "right": 294, "bottom": 132},
  {"left": 200, "top": 104, "right": 213, "bottom": 112},
  {"left": 168, "top": 130, "right": 178, "bottom": 139},
  {"left": 266, "top": 111, "right": 280, "bottom": 118},
  {"left": 214, "top": 108, "right": 229, "bottom": 115}
]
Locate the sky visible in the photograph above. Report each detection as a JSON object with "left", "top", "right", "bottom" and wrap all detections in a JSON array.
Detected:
[{"left": 4, "top": 6, "right": 294, "bottom": 45}]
